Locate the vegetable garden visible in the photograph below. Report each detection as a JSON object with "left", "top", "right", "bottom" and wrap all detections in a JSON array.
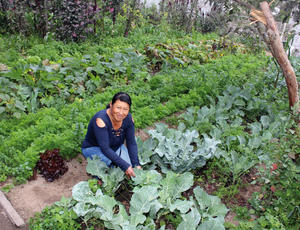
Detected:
[{"left": 0, "top": 8, "right": 299, "bottom": 230}]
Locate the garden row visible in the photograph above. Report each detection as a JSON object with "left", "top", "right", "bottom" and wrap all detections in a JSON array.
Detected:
[{"left": 0, "top": 31, "right": 250, "bottom": 119}]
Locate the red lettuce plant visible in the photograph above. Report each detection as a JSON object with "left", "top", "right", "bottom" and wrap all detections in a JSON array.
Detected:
[{"left": 36, "top": 149, "right": 68, "bottom": 182}]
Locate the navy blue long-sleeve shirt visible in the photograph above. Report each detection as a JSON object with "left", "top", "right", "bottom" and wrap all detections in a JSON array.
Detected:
[{"left": 82, "top": 109, "right": 140, "bottom": 171}]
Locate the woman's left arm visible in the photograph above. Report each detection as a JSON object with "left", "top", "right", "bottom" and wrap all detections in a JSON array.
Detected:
[{"left": 125, "top": 115, "right": 140, "bottom": 167}]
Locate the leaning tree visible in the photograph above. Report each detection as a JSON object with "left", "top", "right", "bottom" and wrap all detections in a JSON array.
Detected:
[{"left": 205, "top": 0, "right": 299, "bottom": 113}]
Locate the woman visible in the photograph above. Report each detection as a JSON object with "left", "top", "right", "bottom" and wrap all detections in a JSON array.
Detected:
[{"left": 82, "top": 92, "right": 141, "bottom": 178}]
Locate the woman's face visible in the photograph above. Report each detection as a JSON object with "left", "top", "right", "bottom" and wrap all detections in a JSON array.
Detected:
[{"left": 110, "top": 99, "right": 130, "bottom": 122}]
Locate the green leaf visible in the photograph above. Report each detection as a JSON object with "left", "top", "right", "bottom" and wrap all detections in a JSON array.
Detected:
[
  {"left": 103, "top": 205, "right": 129, "bottom": 229},
  {"left": 72, "top": 181, "right": 96, "bottom": 202},
  {"left": 132, "top": 169, "right": 162, "bottom": 187},
  {"left": 169, "top": 199, "right": 194, "bottom": 214},
  {"left": 86, "top": 156, "right": 124, "bottom": 195},
  {"left": 130, "top": 213, "right": 146, "bottom": 226},
  {"left": 248, "top": 136, "right": 262, "bottom": 149},
  {"left": 197, "top": 218, "right": 225, "bottom": 230},
  {"left": 15, "top": 100, "right": 25, "bottom": 111},
  {"left": 137, "top": 137, "right": 156, "bottom": 165},
  {"left": 130, "top": 185, "right": 159, "bottom": 215},
  {"left": 149, "top": 199, "right": 163, "bottom": 219},
  {"left": 249, "top": 122, "right": 261, "bottom": 135},
  {"left": 86, "top": 156, "right": 104, "bottom": 176},
  {"left": 99, "top": 196, "right": 119, "bottom": 221},
  {"left": 159, "top": 171, "right": 193, "bottom": 204},
  {"left": 73, "top": 202, "right": 95, "bottom": 218},
  {"left": 178, "top": 207, "right": 201, "bottom": 230},
  {"left": 260, "top": 115, "right": 270, "bottom": 129},
  {"left": 234, "top": 99, "right": 245, "bottom": 107},
  {"left": 0, "top": 93, "right": 10, "bottom": 101},
  {"left": 193, "top": 186, "right": 228, "bottom": 219}
]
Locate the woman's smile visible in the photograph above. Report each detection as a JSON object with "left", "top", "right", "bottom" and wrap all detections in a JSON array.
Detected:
[{"left": 109, "top": 100, "right": 130, "bottom": 123}]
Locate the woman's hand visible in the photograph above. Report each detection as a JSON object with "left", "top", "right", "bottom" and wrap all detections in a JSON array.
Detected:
[
  {"left": 136, "top": 165, "right": 142, "bottom": 170},
  {"left": 125, "top": 166, "right": 135, "bottom": 179}
]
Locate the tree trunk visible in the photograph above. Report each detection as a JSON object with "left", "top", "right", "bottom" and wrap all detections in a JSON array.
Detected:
[
  {"left": 124, "top": 0, "right": 137, "bottom": 37},
  {"left": 44, "top": 0, "right": 48, "bottom": 36},
  {"left": 93, "top": 0, "right": 97, "bottom": 33},
  {"left": 260, "top": 2, "right": 299, "bottom": 112}
]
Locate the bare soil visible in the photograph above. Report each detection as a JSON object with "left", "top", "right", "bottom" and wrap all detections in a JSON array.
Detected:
[
  {"left": 0, "top": 204, "right": 28, "bottom": 230},
  {"left": 0, "top": 154, "right": 90, "bottom": 226}
]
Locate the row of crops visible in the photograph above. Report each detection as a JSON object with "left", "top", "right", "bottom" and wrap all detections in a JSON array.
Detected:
[{"left": 1, "top": 28, "right": 299, "bottom": 229}]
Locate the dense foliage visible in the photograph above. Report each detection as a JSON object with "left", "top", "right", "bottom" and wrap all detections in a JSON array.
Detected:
[
  {"left": 0, "top": 0, "right": 97, "bottom": 40},
  {"left": 0, "top": 4, "right": 299, "bottom": 229}
]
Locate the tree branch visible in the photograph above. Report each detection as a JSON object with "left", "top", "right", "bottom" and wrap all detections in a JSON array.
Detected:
[
  {"left": 260, "top": 1, "right": 299, "bottom": 111},
  {"left": 233, "top": 0, "right": 255, "bottom": 10}
]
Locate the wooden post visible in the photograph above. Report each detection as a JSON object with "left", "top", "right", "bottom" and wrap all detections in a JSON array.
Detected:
[
  {"left": 260, "top": 1, "right": 299, "bottom": 112},
  {"left": 0, "top": 191, "right": 25, "bottom": 227}
]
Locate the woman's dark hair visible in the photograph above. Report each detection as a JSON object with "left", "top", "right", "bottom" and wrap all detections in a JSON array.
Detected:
[{"left": 106, "top": 92, "right": 132, "bottom": 108}]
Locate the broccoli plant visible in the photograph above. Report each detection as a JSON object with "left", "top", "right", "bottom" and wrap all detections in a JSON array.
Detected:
[{"left": 147, "top": 123, "right": 221, "bottom": 173}]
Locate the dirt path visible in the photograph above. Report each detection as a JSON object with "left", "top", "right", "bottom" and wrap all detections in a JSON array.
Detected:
[{"left": 0, "top": 155, "right": 90, "bottom": 226}]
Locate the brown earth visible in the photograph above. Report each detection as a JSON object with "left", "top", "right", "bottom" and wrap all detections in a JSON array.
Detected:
[
  {"left": 0, "top": 204, "right": 28, "bottom": 230},
  {"left": 0, "top": 154, "right": 90, "bottom": 228}
]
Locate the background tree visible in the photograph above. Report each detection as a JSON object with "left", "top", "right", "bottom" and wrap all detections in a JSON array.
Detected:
[
  {"left": 239, "top": 1, "right": 299, "bottom": 112},
  {"left": 124, "top": 0, "right": 138, "bottom": 36},
  {"left": 204, "top": 0, "right": 299, "bottom": 112}
]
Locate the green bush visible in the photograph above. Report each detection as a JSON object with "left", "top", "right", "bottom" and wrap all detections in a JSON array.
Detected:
[{"left": 29, "top": 198, "right": 81, "bottom": 230}]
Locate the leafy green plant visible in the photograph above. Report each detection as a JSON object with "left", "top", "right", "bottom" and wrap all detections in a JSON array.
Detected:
[
  {"left": 29, "top": 197, "right": 81, "bottom": 230},
  {"left": 86, "top": 156, "right": 124, "bottom": 196},
  {"left": 178, "top": 85, "right": 291, "bottom": 178},
  {"left": 0, "top": 183, "right": 14, "bottom": 193},
  {"left": 146, "top": 122, "right": 221, "bottom": 173},
  {"left": 247, "top": 125, "right": 300, "bottom": 228}
]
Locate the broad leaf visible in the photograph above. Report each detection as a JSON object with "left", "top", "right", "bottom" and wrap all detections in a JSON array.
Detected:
[
  {"left": 193, "top": 187, "right": 228, "bottom": 219},
  {"left": 72, "top": 181, "right": 101, "bottom": 204},
  {"left": 178, "top": 207, "right": 201, "bottom": 230},
  {"left": 86, "top": 156, "right": 124, "bottom": 195},
  {"left": 130, "top": 186, "right": 159, "bottom": 216},
  {"left": 132, "top": 169, "right": 162, "bottom": 187},
  {"left": 197, "top": 218, "right": 225, "bottom": 230},
  {"left": 260, "top": 115, "right": 270, "bottom": 129},
  {"left": 130, "top": 213, "right": 147, "bottom": 227},
  {"left": 159, "top": 171, "right": 193, "bottom": 204},
  {"left": 73, "top": 202, "right": 95, "bottom": 217},
  {"left": 169, "top": 199, "right": 194, "bottom": 214}
]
